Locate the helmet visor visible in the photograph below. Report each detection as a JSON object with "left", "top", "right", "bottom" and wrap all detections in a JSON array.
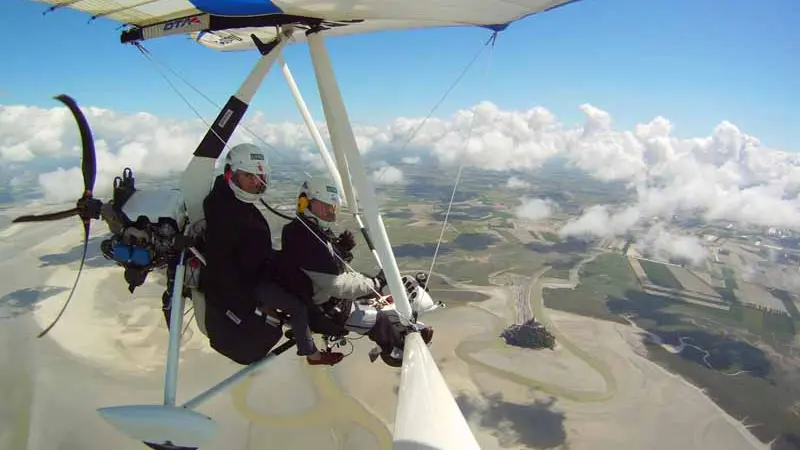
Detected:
[{"left": 310, "top": 198, "right": 338, "bottom": 222}]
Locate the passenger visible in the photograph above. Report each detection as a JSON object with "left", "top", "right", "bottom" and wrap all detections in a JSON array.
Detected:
[
  {"left": 199, "top": 143, "right": 344, "bottom": 366},
  {"left": 280, "top": 177, "right": 433, "bottom": 358}
]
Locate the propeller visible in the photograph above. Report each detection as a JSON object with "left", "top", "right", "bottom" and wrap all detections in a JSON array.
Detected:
[{"left": 13, "top": 94, "right": 103, "bottom": 338}]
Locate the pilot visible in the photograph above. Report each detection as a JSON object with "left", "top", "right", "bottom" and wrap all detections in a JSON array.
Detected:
[
  {"left": 280, "top": 177, "right": 433, "bottom": 358},
  {"left": 199, "top": 143, "right": 344, "bottom": 366}
]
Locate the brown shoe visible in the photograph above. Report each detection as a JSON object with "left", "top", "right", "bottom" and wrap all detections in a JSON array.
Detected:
[
  {"left": 306, "top": 351, "right": 344, "bottom": 366},
  {"left": 420, "top": 327, "right": 434, "bottom": 345}
]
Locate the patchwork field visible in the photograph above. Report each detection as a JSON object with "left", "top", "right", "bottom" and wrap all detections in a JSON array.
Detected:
[{"left": 736, "top": 282, "right": 789, "bottom": 314}]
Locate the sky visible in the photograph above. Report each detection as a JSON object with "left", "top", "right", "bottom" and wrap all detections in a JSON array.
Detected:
[{"left": 2, "top": 0, "right": 798, "bottom": 151}]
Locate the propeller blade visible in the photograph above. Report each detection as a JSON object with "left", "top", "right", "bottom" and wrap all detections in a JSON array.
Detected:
[
  {"left": 54, "top": 94, "right": 96, "bottom": 194},
  {"left": 37, "top": 219, "right": 91, "bottom": 339},
  {"left": 12, "top": 208, "right": 79, "bottom": 223}
]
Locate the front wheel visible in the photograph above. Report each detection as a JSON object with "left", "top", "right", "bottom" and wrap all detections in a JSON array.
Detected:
[{"left": 379, "top": 351, "right": 403, "bottom": 368}]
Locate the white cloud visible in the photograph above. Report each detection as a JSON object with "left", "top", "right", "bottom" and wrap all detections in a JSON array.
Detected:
[
  {"left": 372, "top": 165, "right": 404, "bottom": 185},
  {"left": 505, "top": 176, "right": 530, "bottom": 189},
  {"left": 401, "top": 156, "right": 420, "bottom": 165},
  {"left": 635, "top": 224, "right": 708, "bottom": 266},
  {"left": 0, "top": 105, "right": 71, "bottom": 162},
  {"left": 37, "top": 167, "right": 84, "bottom": 204},
  {"left": 559, "top": 204, "right": 641, "bottom": 239},
  {"left": 515, "top": 197, "right": 556, "bottom": 222},
  {"left": 2, "top": 100, "right": 798, "bottom": 234}
]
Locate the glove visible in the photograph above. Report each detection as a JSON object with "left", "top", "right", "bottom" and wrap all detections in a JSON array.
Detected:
[
  {"left": 336, "top": 230, "right": 356, "bottom": 253},
  {"left": 341, "top": 250, "right": 354, "bottom": 263},
  {"left": 372, "top": 270, "right": 387, "bottom": 291}
]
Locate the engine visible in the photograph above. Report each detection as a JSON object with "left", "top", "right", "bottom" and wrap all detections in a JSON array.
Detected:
[
  {"left": 366, "top": 272, "right": 444, "bottom": 318},
  {"left": 402, "top": 273, "right": 444, "bottom": 317},
  {"left": 98, "top": 168, "right": 189, "bottom": 293}
]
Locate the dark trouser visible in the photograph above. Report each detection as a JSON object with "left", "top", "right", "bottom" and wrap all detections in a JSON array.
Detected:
[
  {"left": 254, "top": 281, "right": 318, "bottom": 356},
  {"left": 203, "top": 300, "right": 283, "bottom": 366},
  {"left": 367, "top": 309, "right": 409, "bottom": 352}
]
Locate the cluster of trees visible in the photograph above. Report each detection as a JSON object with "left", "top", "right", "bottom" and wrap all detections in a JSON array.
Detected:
[{"left": 501, "top": 319, "right": 556, "bottom": 350}]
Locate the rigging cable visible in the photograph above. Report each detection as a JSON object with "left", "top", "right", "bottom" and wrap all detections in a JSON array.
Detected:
[
  {"left": 394, "top": 31, "right": 499, "bottom": 153},
  {"left": 425, "top": 32, "right": 498, "bottom": 287},
  {"left": 134, "top": 43, "right": 383, "bottom": 297},
  {"left": 181, "top": 305, "right": 195, "bottom": 340},
  {"left": 136, "top": 33, "right": 497, "bottom": 181},
  {"left": 134, "top": 43, "right": 295, "bottom": 162},
  {"left": 134, "top": 32, "right": 499, "bottom": 306}
]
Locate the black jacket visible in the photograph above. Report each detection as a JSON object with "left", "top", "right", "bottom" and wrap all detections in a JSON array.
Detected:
[
  {"left": 200, "top": 175, "right": 279, "bottom": 317},
  {"left": 281, "top": 216, "right": 378, "bottom": 305},
  {"left": 282, "top": 216, "right": 343, "bottom": 273}
]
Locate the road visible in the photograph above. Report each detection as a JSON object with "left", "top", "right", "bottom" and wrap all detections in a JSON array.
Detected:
[
  {"left": 527, "top": 254, "right": 618, "bottom": 400},
  {"left": 508, "top": 276, "right": 534, "bottom": 324}
]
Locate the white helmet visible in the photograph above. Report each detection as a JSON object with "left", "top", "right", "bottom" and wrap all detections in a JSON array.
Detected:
[
  {"left": 225, "top": 143, "right": 269, "bottom": 203},
  {"left": 297, "top": 177, "right": 341, "bottom": 229}
]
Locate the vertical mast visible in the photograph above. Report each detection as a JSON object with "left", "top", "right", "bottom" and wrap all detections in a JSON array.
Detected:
[
  {"left": 280, "top": 56, "right": 383, "bottom": 268},
  {"left": 306, "top": 29, "right": 410, "bottom": 319},
  {"left": 305, "top": 27, "right": 481, "bottom": 450},
  {"left": 279, "top": 56, "right": 349, "bottom": 208}
]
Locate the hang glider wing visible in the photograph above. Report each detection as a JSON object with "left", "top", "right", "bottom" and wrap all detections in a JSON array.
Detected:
[{"left": 29, "top": 0, "right": 584, "bottom": 49}]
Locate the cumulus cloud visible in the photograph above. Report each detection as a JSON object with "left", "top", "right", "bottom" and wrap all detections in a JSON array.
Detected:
[
  {"left": 515, "top": 197, "right": 556, "bottom": 222},
  {"left": 558, "top": 205, "right": 709, "bottom": 266},
  {"left": 372, "top": 165, "right": 404, "bottom": 185},
  {"left": 633, "top": 224, "right": 708, "bottom": 266},
  {"left": 559, "top": 204, "right": 641, "bottom": 239},
  {"left": 2, "top": 100, "right": 799, "bottom": 236},
  {"left": 37, "top": 167, "right": 86, "bottom": 204},
  {"left": 0, "top": 105, "right": 71, "bottom": 162},
  {"left": 506, "top": 176, "right": 530, "bottom": 189}
]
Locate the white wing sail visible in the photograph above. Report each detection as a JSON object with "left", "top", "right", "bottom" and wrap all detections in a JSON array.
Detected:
[{"left": 32, "top": 0, "right": 582, "bottom": 48}]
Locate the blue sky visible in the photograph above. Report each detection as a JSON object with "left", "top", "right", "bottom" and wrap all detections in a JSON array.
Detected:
[{"left": 2, "top": 0, "right": 798, "bottom": 152}]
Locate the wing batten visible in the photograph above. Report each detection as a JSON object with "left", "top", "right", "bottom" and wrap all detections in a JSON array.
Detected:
[
  {"left": 36, "top": 0, "right": 203, "bottom": 26},
  {"left": 90, "top": 0, "right": 163, "bottom": 21},
  {"left": 31, "top": 0, "right": 581, "bottom": 47}
]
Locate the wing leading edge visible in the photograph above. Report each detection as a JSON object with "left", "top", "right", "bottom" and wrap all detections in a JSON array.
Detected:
[{"left": 29, "top": 0, "right": 584, "bottom": 50}]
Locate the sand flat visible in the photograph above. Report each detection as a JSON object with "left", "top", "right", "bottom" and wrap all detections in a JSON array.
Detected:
[
  {"left": 2, "top": 220, "right": 771, "bottom": 450},
  {"left": 470, "top": 345, "right": 607, "bottom": 395},
  {"left": 459, "top": 307, "right": 767, "bottom": 450},
  {"left": 3, "top": 221, "right": 377, "bottom": 450}
]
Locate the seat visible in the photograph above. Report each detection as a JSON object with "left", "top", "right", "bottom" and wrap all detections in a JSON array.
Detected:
[
  {"left": 182, "top": 218, "right": 210, "bottom": 336},
  {"left": 189, "top": 292, "right": 293, "bottom": 339},
  {"left": 189, "top": 290, "right": 210, "bottom": 337}
]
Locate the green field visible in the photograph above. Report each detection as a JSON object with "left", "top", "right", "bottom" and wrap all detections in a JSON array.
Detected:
[
  {"left": 769, "top": 288, "right": 800, "bottom": 319},
  {"left": 542, "top": 253, "right": 638, "bottom": 324},
  {"left": 721, "top": 266, "right": 739, "bottom": 290},
  {"left": 545, "top": 267, "right": 571, "bottom": 279},
  {"left": 263, "top": 166, "right": 800, "bottom": 446},
  {"left": 493, "top": 229, "right": 520, "bottom": 244},
  {"left": 638, "top": 259, "right": 683, "bottom": 289},
  {"left": 645, "top": 344, "right": 800, "bottom": 448},
  {"left": 543, "top": 253, "right": 797, "bottom": 347},
  {"left": 540, "top": 231, "right": 561, "bottom": 243},
  {"left": 541, "top": 252, "right": 800, "bottom": 446}
]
